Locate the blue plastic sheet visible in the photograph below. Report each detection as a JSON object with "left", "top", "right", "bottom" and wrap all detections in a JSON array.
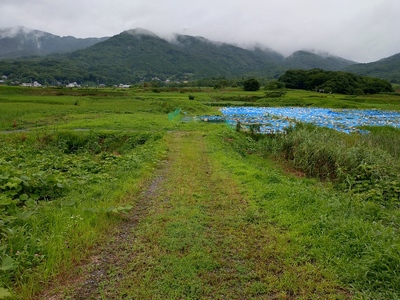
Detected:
[{"left": 220, "top": 107, "right": 400, "bottom": 134}]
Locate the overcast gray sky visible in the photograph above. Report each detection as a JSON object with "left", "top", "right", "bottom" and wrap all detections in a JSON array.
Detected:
[{"left": 1, "top": 0, "right": 399, "bottom": 63}]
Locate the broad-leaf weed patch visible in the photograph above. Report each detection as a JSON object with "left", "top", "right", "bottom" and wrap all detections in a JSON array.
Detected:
[{"left": 0, "top": 129, "right": 166, "bottom": 298}]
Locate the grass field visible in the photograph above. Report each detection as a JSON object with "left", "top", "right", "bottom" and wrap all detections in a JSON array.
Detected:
[{"left": 0, "top": 86, "right": 399, "bottom": 299}]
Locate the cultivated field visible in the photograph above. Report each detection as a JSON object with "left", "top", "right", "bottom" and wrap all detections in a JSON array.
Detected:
[{"left": 0, "top": 86, "right": 399, "bottom": 299}]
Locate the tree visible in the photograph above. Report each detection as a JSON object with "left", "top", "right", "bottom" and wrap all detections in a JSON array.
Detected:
[
  {"left": 265, "top": 79, "right": 285, "bottom": 90},
  {"left": 278, "top": 70, "right": 308, "bottom": 89},
  {"left": 278, "top": 69, "right": 394, "bottom": 95},
  {"left": 243, "top": 78, "right": 260, "bottom": 91}
]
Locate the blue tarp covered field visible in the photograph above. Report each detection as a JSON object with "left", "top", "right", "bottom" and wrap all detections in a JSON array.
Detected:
[{"left": 220, "top": 107, "right": 400, "bottom": 134}]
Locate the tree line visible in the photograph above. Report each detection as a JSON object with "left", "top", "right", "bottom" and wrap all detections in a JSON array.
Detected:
[{"left": 278, "top": 69, "right": 394, "bottom": 94}]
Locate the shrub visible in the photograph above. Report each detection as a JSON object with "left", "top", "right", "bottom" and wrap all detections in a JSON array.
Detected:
[
  {"left": 264, "top": 91, "right": 287, "bottom": 98},
  {"left": 243, "top": 78, "right": 260, "bottom": 91}
]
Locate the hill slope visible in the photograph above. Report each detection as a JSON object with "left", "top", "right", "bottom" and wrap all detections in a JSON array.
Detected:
[
  {"left": 0, "top": 26, "right": 108, "bottom": 59},
  {"left": 0, "top": 28, "right": 362, "bottom": 85},
  {"left": 284, "top": 50, "right": 356, "bottom": 71},
  {"left": 345, "top": 53, "right": 400, "bottom": 83},
  {"left": 0, "top": 29, "right": 287, "bottom": 84},
  {"left": 65, "top": 29, "right": 287, "bottom": 82}
]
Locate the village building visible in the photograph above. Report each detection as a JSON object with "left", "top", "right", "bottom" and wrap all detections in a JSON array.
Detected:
[
  {"left": 21, "top": 81, "right": 42, "bottom": 87},
  {"left": 66, "top": 82, "right": 81, "bottom": 88}
]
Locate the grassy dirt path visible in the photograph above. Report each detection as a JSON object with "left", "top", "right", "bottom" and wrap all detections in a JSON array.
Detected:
[{"left": 39, "top": 131, "right": 350, "bottom": 299}]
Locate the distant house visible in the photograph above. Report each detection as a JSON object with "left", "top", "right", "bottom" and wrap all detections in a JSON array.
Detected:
[
  {"left": 66, "top": 82, "right": 81, "bottom": 88},
  {"left": 1, "top": 75, "right": 7, "bottom": 80},
  {"left": 0, "top": 80, "right": 4, "bottom": 85},
  {"left": 21, "top": 81, "right": 42, "bottom": 87},
  {"left": 119, "top": 84, "right": 131, "bottom": 88}
]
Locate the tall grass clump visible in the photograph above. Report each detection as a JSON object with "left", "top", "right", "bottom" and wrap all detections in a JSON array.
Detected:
[
  {"left": 269, "top": 124, "right": 400, "bottom": 206},
  {"left": 361, "top": 126, "right": 400, "bottom": 160},
  {"left": 219, "top": 127, "right": 400, "bottom": 298}
]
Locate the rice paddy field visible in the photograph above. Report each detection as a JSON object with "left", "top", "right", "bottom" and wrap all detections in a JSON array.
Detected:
[{"left": 0, "top": 85, "right": 399, "bottom": 299}]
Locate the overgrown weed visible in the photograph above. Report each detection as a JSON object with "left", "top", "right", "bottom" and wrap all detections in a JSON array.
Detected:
[
  {"left": 220, "top": 126, "right": 400, "bottom": 298},
  {"left": 0, "top": 130, "right": 166, "bottom": 298}
]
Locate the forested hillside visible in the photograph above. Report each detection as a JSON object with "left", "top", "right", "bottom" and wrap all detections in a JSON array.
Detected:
[
  {"left": 0, "top": 26, "right": 108, "bottom": 59},
  {"left": 345, "top": 53, "right": 400, "bottom": 84},
  {"left": 0, "top": 29, "right": 361, "bottom": 86},
  {"left": 284, "top": 51, "right": 356, "bottom": 71},
  {"left": 278, "top": 69, "right": 394, "bottom": 94}
]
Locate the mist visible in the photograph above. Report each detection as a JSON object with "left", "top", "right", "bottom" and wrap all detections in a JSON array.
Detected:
[{"left": 1, "top": 0, "right": 400, "bottom": 63}]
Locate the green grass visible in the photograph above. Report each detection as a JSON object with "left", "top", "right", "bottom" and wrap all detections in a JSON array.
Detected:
[
  {"left": 0, "top": 87, "right": 218, "bottom": 131},
  {"left": 0, "top": 129, "right": 167, "bottom": 298},
  {"left": 63, "top": 131, "right": 348, "bottom": 299},
  {"left": 214, "top": 129, "right": 400, "bottom": 299},
  {"left": 0, "top": 86, "right": 400, "bottom": 299},
  {"left": 220, "top": 124, "right": 400, "bottom": 297}
]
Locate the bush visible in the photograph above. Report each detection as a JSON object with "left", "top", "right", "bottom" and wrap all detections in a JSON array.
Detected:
[
  {"left": 243, "top": 78, "right": 260, "bottom": 91},
  {"left": 264, "top": 80, "right": 285, "bottom": 90},
  {"left": 264, "top": 91, "right": 287, "bottom": 98}
]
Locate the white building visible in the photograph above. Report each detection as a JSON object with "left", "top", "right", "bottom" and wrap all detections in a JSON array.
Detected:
[
  {"left": 66, "top": 82, "right": 81, "bottom": 88},
  {"left": 21, "top": 81, "right": 42, "bottom": 87}
]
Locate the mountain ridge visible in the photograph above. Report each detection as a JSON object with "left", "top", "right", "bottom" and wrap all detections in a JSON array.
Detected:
[
  {"left": 345, "top": 53, "right": 400, "bottom": 83},
  {"left": 284, "top": 50, "right": 357, "bottom": 70},
  {"left": 0, "top": 27, "right": 398, "bottom": 85},
  {"left": 0, "top": 26, "right": 355, "bottom": 63},
  {"left": 0, "top": 26, "right": 109, "bottom": 59}
]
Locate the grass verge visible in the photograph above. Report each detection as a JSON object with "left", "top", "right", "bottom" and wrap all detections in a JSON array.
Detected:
[{"left": 219, "top": 128, "right": 400, "bottom": 299}]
